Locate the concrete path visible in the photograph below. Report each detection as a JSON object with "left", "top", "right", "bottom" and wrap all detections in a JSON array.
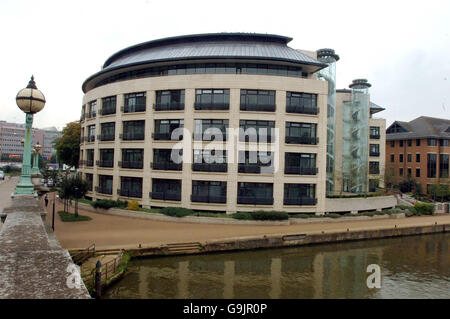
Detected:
[
  {"left": 0, "top": 176, "right": 18, "bottom": 213},
  {"left": 42, "top": 197, "right": 450, "bottom": 250}
]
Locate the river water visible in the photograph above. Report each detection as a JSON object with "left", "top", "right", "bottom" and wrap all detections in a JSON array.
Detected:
[{"left": 104, "top": 233, "right": 449, "bottom": 299}]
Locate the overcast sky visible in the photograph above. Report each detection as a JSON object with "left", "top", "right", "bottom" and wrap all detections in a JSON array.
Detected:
[{"left": 0, "top": 0, "right": 449, "bottom": 130}]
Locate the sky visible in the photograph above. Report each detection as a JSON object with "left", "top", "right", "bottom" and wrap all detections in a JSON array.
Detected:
[{"left": 0, "top": 0, "right": 449, "bottom": 130}]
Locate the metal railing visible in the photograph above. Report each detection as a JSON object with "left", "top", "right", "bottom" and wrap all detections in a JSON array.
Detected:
[
  {"left": 286, "top": 105, "right": 319, "bottom": 115},
  {"left": 151, "top": 162, "right": 182, "bottom": 171},
  {"left": 284, "top": 198, "right": 317, "bottom": 206},
  {"left": 153, "top": 103, "right": 184, "bottom": 111},
  {"left": 285, "top": 136, "right": 319, "bottom": 145},
  {"left": 284, "top": 167, "right": 318, "bottom": 175},
  {"left": 150, "top": 192, "right": 181, "bottom": 201},
  {"left": 192, "top": 163, "right": 227, "bottom": 172},
  {"left": 237, "top": 196, "right": 274, "bottom": 205},
  {"left": 191, "top": 194, "right": 227, "bottom": 204}
]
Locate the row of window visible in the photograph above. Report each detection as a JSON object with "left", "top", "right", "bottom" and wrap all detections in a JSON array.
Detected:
[
  {"left": 391, "top": 154, "right": 449, "bottom": 178},
  {"left": 81, "top": 149, "right": 319, "bottom": 175},
  {"left": 391, "top": 153, "right": 421, "bottom": 163},
  {"left": 81, "top": 90, "right": 319, "bottom": 118},
  {"left": 92, "top": 63, "right": 309, "bottom": 90},
  {"left": 87, "top": 174, "right": 317, "bottom": 206},
  {"left": 82, "top": 120, "right": 320, "bottom": 145},
  {"left": 389, "top": 138, "right": 449, "bottom": 147}
]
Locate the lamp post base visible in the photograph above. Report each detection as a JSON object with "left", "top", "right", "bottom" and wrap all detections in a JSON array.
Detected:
[{"left": 13, "top": 180, "right": 36, "bottom": 197}]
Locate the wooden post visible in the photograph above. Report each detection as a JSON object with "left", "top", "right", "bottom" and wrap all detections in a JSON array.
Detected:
[{"left": 95, "top": 260, "right": 102, "bottom": 299}]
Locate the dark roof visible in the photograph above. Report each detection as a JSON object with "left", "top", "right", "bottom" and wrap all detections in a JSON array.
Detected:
[
  {"left": 83, "top": 33, "right": 327, "bottom": 93},
  {"left": 386, "top": 116, "right": 450, "bottom": 140},
  {"left": 370, "top": 101, "right": 385, "bottom": 114}
]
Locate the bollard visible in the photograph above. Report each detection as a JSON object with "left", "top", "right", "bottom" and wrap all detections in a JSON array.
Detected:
[{"left": 95, "top": 260, "right": 102, "bottom": 299}]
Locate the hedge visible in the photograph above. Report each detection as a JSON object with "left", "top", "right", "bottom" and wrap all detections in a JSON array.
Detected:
[
  {"left": 413, "top": 202, "right": 434, "bottom": 215},
  {"left": 251, "top": 210, "right": 289, "bottom": 221},
  {"left": 232, "top": 212, "right": 253, "bottom": 220},
  {"left": 160, "top": 207, "right": 194, "bottom": 218},
  {"left": 91, "top": 199, "right": 128, "bottom": 209}
]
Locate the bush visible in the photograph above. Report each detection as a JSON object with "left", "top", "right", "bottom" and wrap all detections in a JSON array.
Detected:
[
  {"left": 161, "top": 207, "right": 193, "bottom": 218},
  {"left": 325, "top": 213, "right": 342, "bottom": 218},
  {"left": 232, "top": 212, "right": 254, "bottom": 220},
  {"left": 361, "top": 211, "right": 376, "bottom": 217},
  {"left": 251, "top": 210, "right": 289, "bottom": 221},
  {"left": 126, "top": 200, "right": 140, "bottom": 211},
  {"left": 386, "top": 209, "right": 404, "bottom": 215},
  {"left": 414, "top": 202, "right": 434, "bottom": 215},
  {"left": 91, "top": 199, "right": 128, "bottom": 209},
  {"left": 291, "top": 214, "right": 313, "bottom": 219},
  {"left": 58, "top": 211, "right": 92, "bottom": 222}
]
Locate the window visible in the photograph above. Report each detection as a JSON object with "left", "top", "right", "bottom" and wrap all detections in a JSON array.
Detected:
[
  {"left": 407, "top": 140, "right": 412, "bottom": 147},
  {"left": 285, "top": 122, "right": 318, "bottom": 145},
  {"left": 399, "top": 168, "right": 403, "bottom": 176},
  {"left": 101, "top": 96, "right": 116, "bottom": 115},
  {"left": 284, "top": 153, "right": 317, "bottom": 175},
  {"left": 427, "top": 154, "right": 437, "bottom": 178},
  {"left": 240, "top": 120, "right": 275, "bottom": 143},
  {"left": 399, "top": 140, "right": 404, "bottom": 147},
  {"left": 155, "top": 90, "right": 184, "bottom": 111},
  {"left": 194, "top": 119, "right": 228, "bottom": 141},
  {"left": 390, "top": 154, "right": 395, "bottom": 162},
  {"left": 195, "top": 89, "right": 229, "bottom": 110},
  {"left": 416, "top": 154, "right": 421, "bottom": 162},
  {"left": 151, "top": 179, "right": 181, "bottom": 201},
  {"left": 98, "top": 149, "right": 114, "bottom": 167},
  {"left": 390, "top": 141, "right": 395, "bottom": 147},
  {"left": 416, "top": 168, "right": 420, "bottom": 178},
  {"left": 191, "top": 181, "right": 227, "bottom": 204},
  {"left": 407, "top": 168, "right": 412, "bottom": 177},
  {"left": 121, "top": 149, "right": 143, "bottom": 169},
  {"left": 192, "top": 149, "right": 227, "bottom": 172},
  {"left": 369, "top": 180, "right": 379, "bottom": 193},
  {"left": 119, "top": 177, "right": 142, "bottom": 198},
  {"left": 97, "top": 175, "right": 113, "bottom": 195},
  {"left": 284, "top": 184, "right": 316, "bottom": 205},
  {"left": 152, "top": 149, "right": 182, "bottom": 171},
  {"left": 440, "top": 139, "right": 449, "bottom": 147},
  {"left": 369, "top": 162, "right": 380, "bottom": 174},
  {"left": 85, "top": 173, "right": 93, "bottom": 191},
  {"left": 238, "top": 151, "right": 274, "bottom": 174},
  {"left": 370, "top": 144, "right": 380, "bottom": 157},
  {"left": 428, "top": 138, "right": 437, "bottom": 146},
  {"left": 416, "top": 139, "right": 421, "bottom": 146},
  {"left": 399, "top": 154, "right": 404, "bottom": 162},
  {"left": 286, "top": 92, "right": 318, "bottom": 115},
  {"left": 240, "top": 89, "right": 276, "bottom": 112},
  {"left": 407, "top": 154, "right": 412, "bottom": 162},
  {"left": 237, "top": 182, "right": 274, "bottom": 205},
  {"left": 87, "top": 101, "right": 96, "bottom": 118},
  {"left": 124, "top": 92, "right": 146, "bottom": 113},
  {"left": 86, "top": 149, "right": 94, "bottom": 167},
  {"left": 87, "top": 125, "right": 96, "bottom": 142},
  {"left": 370, "top": 127, "right": 380, "bottom": 139},
  {"left": 439, "top": 154, "right": 449, "bottom": 178},
  {"left": 122, "top": 120, "right": 145, "bottom": 140},
  {"left": 154, "top": 119, "right": 184, "bottom": 140},
  {"left": 100, "top": 122, "right": 115, "bottom": 141}
]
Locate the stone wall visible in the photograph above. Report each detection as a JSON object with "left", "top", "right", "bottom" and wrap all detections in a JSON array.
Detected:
[{"left": 0, "top": 196, "right": 91, "bottom": 299}]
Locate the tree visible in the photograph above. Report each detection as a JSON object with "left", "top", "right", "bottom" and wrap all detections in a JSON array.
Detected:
[
  {"left": 53, "top": 121, "right": 81, "bottom": 169},
  {"left": 58, "top": 174, "right": 88, "bottom": 217}
]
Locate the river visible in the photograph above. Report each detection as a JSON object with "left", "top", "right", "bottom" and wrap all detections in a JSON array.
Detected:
[{"left": 104, "top": 233, "right": 449, "bottom": 299}]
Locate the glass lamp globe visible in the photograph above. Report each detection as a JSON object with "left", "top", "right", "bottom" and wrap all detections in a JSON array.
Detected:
[{"left": 16, "top": 76, "right": 46, "bottom": 114}]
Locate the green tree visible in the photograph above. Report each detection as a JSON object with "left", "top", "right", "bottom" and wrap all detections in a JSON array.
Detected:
[
  {"left": 53, "top": 121, "right": 81, "bottom": 169},
  {"left": 58, "top": 174, "right": 88, "bottom": 217}
]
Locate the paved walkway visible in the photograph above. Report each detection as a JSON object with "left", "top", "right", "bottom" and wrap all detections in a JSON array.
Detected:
[
  {"left": 0, "top": 176, "right": 18, "bottom": 213},
  {"left": 41, "top": 197, "right": 450, "bottom": 250}
]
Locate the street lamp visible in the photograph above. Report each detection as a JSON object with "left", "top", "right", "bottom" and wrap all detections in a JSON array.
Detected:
[
  {"left": 13, "top": 76, "right": 46, "bottom": 196},
  {"left": 31, "top": 143, "right": 42, "bottom": 175}
]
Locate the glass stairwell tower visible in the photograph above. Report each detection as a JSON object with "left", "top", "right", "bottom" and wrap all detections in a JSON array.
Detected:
[
  {"left": 342, "top": 79, "right": 371, "bottom": 193},
  {"left": 317, "top": 49, "right": 339, "bottom": 194}
]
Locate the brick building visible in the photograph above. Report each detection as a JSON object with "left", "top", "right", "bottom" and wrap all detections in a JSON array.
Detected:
[{"left": 385, "top": 116, "right": 450, "bottom": 194}]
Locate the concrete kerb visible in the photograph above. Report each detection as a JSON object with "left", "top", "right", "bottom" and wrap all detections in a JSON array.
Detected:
[{"left": 77, "top": 202, "right": 405, "bottom": 226}]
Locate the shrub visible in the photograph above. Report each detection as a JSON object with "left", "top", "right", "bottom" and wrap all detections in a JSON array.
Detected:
[
  {"left": 58, "top": 211, "right": 92, "bottom": 222},
  {"left": 414, "top": 202, "right": 434, "bottom": 215},
  {"left": 126, "top": 200, "right": 140, "bottom": 211},
  {"left": 251, "top": 210, "right": 289, "bottom": 221},
  {"left": 325, "top": 213, "right": 342, "bottom": 218},
  {"left": 291, "top": 214, "right": 312, "bottom": 219},
  {"left": 232, "top": 212, "right": 254, "bottom": 220},
  {"left": 91, "top": 199, "right": 128, "bottom": 209},
  {"left": 361, "top": 211, "right": 376, "bottom": 217},
  {"left": 161, "top": 207, "right": 193, "bottom": 218}
]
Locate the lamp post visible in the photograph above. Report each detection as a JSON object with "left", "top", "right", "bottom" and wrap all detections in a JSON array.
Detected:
[
  {"left": 31, "top": 143, "right": 42, "bottom": 175},
  {"left": 13, "top": 76, "right": 46, "bottom": 196}
]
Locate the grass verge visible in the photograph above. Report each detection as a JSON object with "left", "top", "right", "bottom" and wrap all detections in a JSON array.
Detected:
[{"left": 58, "top": 210, "right": 92, "bottom": 222}]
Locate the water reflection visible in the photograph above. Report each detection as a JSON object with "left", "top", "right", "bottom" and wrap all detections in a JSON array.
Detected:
[{"left": 104, "top": 233, "right": 449, "bottom": 299}]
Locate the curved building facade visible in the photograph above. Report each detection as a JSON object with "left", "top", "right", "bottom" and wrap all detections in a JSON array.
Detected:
[{"left": 79, "top": 33, "right": 332, "bottom": 214}]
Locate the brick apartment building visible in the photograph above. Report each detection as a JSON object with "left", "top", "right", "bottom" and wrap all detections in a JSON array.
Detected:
[{"left": 386, "top": 116, "right": 450, "bottom": 194}]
